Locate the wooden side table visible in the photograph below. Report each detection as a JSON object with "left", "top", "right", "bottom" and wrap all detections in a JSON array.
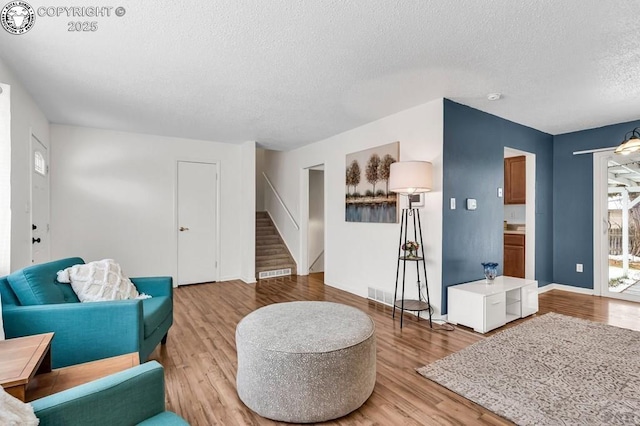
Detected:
[
  {"left": 26, "top": 352, "right": 139, "bottom": 401},
  {"left": 0, "top": 332, "right": 54, "bottom": 401}
]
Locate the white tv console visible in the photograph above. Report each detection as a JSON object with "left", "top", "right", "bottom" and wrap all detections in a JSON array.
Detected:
[{"left": 447, "top": 276, "right": 538, "bottom": 334}]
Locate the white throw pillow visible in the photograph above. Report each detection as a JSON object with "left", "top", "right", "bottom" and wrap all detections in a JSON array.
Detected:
[
  {"left": 0, "top": 385, "right": 39, "bottom": 425},
  {"left": 57, "top": 259, "right": 149, "bottom": 302}
]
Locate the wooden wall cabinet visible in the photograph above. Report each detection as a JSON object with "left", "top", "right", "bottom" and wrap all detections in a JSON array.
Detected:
[
  {"left": 504, "top": 233, "right": 525, "bottom": 278},
  {"left": 504, "top": 156, "right": 526, "bottom": 204}
]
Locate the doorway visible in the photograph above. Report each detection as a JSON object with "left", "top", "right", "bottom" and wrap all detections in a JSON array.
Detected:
[
  {"left": 503, "top": 147, "right": 536, "bottom": 279},
  {"left": 31, "top": 134, "right": 50, "bottom": 264},
  {"left": 594, "top": 152, "right": 640, "bottom": 302},
  {"left": 300, "top": 164, "right": 325, "bottom": 276},
  {"left": 176, "top": 161, "right": 219, "bottom": 286}
]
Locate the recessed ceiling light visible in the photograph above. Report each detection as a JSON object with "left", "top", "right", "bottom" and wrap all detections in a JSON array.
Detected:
[{"left": 487, "top": 93, "right": 502, "bottom": 101}]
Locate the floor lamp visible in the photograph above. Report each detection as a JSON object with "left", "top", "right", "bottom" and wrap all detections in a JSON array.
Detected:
[{"left": 389, "top": 161, "right": 433, "bottom": 328}]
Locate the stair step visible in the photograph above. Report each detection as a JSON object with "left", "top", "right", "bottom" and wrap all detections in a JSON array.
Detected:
[
  {"left": 256, "top": 243, "right": 285, "bottom": 250},
  {"left": 256, "top": 258, "right": 296, "bottom": 268},
  {"left": 256, "top": 253, "right": 291, "bottom": 261},
  {"left": 256, "top": 236, "right": 280, "bottom": 245},
  {"left": 256, "top": 247, "right": 289, "bottom": 257},
  {"left": 256, "top": 211, "right": 269, "bottom": 218},
  {"left": 256, "top": 228, "right": 277, "bottom": 236},
  {"left": 256, "top": 233, "right": 279, "bottom": 239}
]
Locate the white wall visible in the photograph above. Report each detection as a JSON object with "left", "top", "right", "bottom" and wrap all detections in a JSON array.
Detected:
[
  {"left": 240, "top": 141, "right": 256, "bottom": 283},
  {"left": 255, "top": 147, "right": 266, "bottom": 211},
  {"left": 50, "top": 125, "right": 247, "bottom": 283},
  {"left": 0, "top": 58, "right": 51, "bottom": 271},
  {"left": 504, "top": 204, "right": 526, "bottom": 224},
  {"left": 264, "top": 99, "right": 445, "bottom": 315},
  {"left": 0, "top": 83, "right": 10, "bottom": 277}
]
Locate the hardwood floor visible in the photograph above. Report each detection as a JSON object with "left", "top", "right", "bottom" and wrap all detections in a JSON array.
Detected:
[{"left": 149, "top": 275, "right": 640, "bottom": 425}]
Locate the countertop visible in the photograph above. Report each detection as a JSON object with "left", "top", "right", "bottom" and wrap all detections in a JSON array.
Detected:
[{"left": 504, "top": 230, "right": 525, "bottom": 235}]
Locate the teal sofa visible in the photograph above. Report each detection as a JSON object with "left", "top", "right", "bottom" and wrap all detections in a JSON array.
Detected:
[
  {"left": 32, "top": 361, "right": 188, "bottom": 425},
  {"left": 0, "top": 257, "right": 173, "bottom": 368}
]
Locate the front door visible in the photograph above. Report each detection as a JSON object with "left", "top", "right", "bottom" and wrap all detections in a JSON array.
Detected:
[
  {"left": 177, "top": 161, "right": 218, "bottom": 285},
  {"left": 31, "top": 135, "right": 50, "bottom": 264}
]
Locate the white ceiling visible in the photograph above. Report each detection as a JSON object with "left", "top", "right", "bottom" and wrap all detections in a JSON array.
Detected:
[{"left": 1, "top": 1, "right": 640, "bottom": 150}]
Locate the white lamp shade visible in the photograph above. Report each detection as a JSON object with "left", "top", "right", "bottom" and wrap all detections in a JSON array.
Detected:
[
  {"left": 389, "top": 161, "right": 433, "bottom": 194},
  {"left": 615, "top": 136, "right": 640, "bottom": 155}
]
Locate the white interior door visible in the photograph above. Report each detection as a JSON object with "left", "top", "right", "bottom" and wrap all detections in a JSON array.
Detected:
[
  {"left": 177, "top": 161, "right": 218, "bottom": 285},
  {"left": 31, "top": 135, "right": 50, "bottom": 264}
]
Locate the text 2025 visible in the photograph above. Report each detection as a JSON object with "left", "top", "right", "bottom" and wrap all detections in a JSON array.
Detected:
[{"left": 68, "top": 21, "right": 98, "bottom": 31}]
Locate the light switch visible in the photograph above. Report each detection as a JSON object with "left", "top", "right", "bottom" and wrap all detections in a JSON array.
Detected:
[
  {"left": 498, "top": 187, "right": 503, "bottom": 197},
  {"left": 450, "top": 198, "right": 456, "bottom": 210},
  {"left": 466, "top": 198, "right": 477, "bottom": 210}
]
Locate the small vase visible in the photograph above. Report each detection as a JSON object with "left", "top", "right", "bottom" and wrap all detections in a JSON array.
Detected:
[
  {"left": 403, "top": 249, "right": 418, "bottom": 259},
  {"left": 482, "top": 262, "right": 498, "bottom": 283}
]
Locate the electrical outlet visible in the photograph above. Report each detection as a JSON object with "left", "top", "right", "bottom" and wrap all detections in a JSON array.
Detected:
[
  {"left": 466, "top": 198, "right": 477, "bottom": 210},
  {"left": 450, "top": 198, "right": 456, "bottom": 210},
  {"left": 576, "top": 263, "right": 583, "bottom": 273}
]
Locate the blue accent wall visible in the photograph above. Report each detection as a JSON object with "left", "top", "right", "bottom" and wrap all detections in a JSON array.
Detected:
[
  {"left": 553, "top": 119, "right": 640, "bottom": 288},
  {"left": 442, "top": 99, "right": 554, "bottom": 313}
]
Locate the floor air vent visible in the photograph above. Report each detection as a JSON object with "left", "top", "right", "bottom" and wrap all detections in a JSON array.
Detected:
[
  {"left": 367, "top": 287, "right": 394, "bottom": 306},
  {"left": 258, "top": 268, "right": 292, "bottom": 279}
]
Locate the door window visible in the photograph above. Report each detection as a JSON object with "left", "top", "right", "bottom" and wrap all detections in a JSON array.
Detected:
[{"left": 34, "top": 150, "right": 46, "bottom": 175}]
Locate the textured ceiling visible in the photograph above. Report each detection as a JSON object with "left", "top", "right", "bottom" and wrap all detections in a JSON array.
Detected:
[{"left": 1, "top": 1, "right": 640, "bottom": 150}]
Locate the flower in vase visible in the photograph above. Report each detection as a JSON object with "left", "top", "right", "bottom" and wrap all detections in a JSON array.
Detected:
[{"left": 401, "top": 241, "right": 419, "bottom": 252}]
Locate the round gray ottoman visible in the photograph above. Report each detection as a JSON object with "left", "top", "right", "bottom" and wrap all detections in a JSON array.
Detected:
[{"left": 235, "top": 301, "right": 376, "bottom": 423}]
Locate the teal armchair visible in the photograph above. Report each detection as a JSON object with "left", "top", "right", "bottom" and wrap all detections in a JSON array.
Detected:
[
  {"left": 0, "top": 258, "right": 173, "bottom": 368},
  {"left": 32, "top": 361, "right": 188, "bottom": 425}
]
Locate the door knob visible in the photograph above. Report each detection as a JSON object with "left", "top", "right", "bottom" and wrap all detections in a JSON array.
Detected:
[
  {"left": 179, "top": 227, "right": 190, "bottom": 232},
  {"left": 32, "top": 237, "right": 41, "bottom": 244}
]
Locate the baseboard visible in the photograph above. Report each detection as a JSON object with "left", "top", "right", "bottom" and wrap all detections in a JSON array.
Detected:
[
  {"left": 241, "top": 276, "right": 257, "bottom": 284},
  {"left": 218, "top": 274, "right": 240, "bottom": 282},
  {"left": 538, "top": 283, "right": 595, "bottom": 295}
]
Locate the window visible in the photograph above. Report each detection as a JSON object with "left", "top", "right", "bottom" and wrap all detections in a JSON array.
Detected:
[{"left": 34, "top": 150, "right": 46, "bottom": 175}]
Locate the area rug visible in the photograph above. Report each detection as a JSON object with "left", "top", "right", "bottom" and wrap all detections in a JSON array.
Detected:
[{"left": 417, "top": 313, "right": 640, "bottom": 426}]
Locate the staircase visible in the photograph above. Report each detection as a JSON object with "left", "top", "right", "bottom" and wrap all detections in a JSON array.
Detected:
[{"left": 256, "top": 211, "right": 297, "bottom": 279}]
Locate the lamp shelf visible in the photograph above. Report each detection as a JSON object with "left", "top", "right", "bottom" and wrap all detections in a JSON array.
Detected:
[
  {"left": 393, "top": 299, "right": 430, "bottom": 312},
  {"left": 398, "top": 256, "right": 423, "bottom": 261},
  {"left": 392, "top": 207, "right": 433, "bottom": 329}
]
